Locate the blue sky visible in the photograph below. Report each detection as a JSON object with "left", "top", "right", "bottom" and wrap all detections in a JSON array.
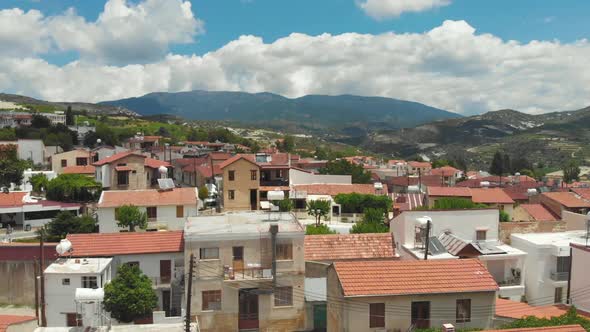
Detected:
[{"left": 1, "top": 0, "right": 589, "bottom": 114}]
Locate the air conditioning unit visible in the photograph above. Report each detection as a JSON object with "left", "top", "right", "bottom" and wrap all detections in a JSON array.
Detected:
[{"left": 442, "top": 323, "right": 455, "bottom": 332}]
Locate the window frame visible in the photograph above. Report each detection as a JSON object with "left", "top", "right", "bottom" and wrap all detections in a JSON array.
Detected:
[
  {"left": 199, "top": 247, "right": 220, "bottom": 260},
  {"left": 81, "top": 276, "right": 98, "bottom": 289},
  {"left": 276, "top": 242, "right": 293, "bottom": 260},
  {"left": 62, "top": 278, "right": 70, "bottom": 286},
  {"left": 125, "top": 261, "right": 140, "bottom": 269},
  {"left": 456, "top": 299, "right": 471, "bottom": 323},
  {"left": 176, "top": 205, "right": 184, "bottom": 218},
  {"left": 75, "top": 157, "right": 88, "bottom": 166},
  {"left": 117, "top": 171, "right": 129, "bottom": 186},
  {"left": 228, "top": 190, "right": 235, "bottom": 200},
  {"left": 202, "top": 290, "right": 222, "bottom": 311},
  {"left": 146, "top": 206, "right": 157, "bottom": 219},
  {"left": 274, "top": 286, "right": 293, "bottom": 307},
  {"left": 250, "top": 170, "right": 257, "bottom": 181},
  {"left": 61, "top": 159, "right": 67, "bottom": 167},
  {"left": 476, "top": 230, "right": 487, "bottom": 241},
  {"left": 369, "top": 303, "right": 385, "bottom": 328},
  {"left": 228, "top": 170, "right": 235, "bottom": 181}
]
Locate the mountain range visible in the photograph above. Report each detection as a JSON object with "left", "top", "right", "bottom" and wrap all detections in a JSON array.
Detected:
[{"left": 99, "top": 90, "right": 461, "bottom": 133}]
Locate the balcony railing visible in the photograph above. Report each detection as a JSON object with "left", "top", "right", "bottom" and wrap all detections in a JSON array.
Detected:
[
  {"left": 260, "top": 180, "right": 289, "bottom": 187},
  {"left": 497, "top": 278, "right": 522, "bottom": 287},
  {"left": 550, "top": 271, "right": 569, "bottom": 281},
  {"left": 151, "top": 276, "right": 172, "bottom": 287},
  {"left": 224, "top": 267, "right": 272, "bottom": 281}
]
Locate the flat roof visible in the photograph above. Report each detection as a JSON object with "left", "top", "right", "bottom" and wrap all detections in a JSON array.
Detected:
[
  {"left": 185, "top": 211, "right": 304, "bottom": 240},
  {"left": 511, "top": 231, "right": 589, "bottom": 247},
  {"left": 44, "top": 258, "right": 112, "bottom": 275}
]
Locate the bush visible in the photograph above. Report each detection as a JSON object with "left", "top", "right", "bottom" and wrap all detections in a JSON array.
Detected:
[
  {"left": 104, "top": 264, "right": 158, "bottom": 323},
  {"left": 277, "top": 198, "right": 293, "bottom": 212},
  {"left": 413, "top": 198, "right": 488, "bottom": 211},
  {"left": 198, "top": 186, "right": 209, "bottom": 201},
  {"left": 499, "top": 210, "right": 511, "bottom": 222},
  {"left": 46, "top": 174, "right": 102, "bottom": 202},
  {"left": 305, "top": 224, "right": 337, "bottom": 235},
  {"left": 350, "top": 208, "right": 389, "bottom": 234},
  {"left": 41, "top": 211, "right": 97, "bottom": 242},
  {"left": 334, "top": 193, "right": 392, "bottom": 213},
  {"left": 500, "top": 307, "right": 590, "bottom": 331},
  {"left": 29, "top": 173, "right": 49, "bottom": 193}
]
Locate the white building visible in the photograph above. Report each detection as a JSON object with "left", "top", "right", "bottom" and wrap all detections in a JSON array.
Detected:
[
  {"left": 510, "top": 231, "right": 589, "bottom": 306},
  {"left": 570, "top": 242, "right": 590, "bottom": 312},
  {"left": 96, "top": 187, "right": 199, "bottom": 233},
  {"left": 0, "top": 192, "right": 80, "bottom": 231},
  {"left": 43, "top": 112, "right": 66, "bottom": 125},
  {"left": 44, "top": 257, "right": 113, "bottom": 327},
  {"left": 391, "top": 209, "right": 527, "bottom": 300},
  {"left": 20, "top": 169, "right": 57, "bottom": 192},
  {"left": 0, "top": 139, "right": 46, "bottom": 165}
]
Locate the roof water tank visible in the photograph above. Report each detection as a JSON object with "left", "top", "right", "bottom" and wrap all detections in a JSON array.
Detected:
[
  {"left": 56, "top": 239, "right": 72, "bottom": 255},
  {"left": 267, "top": 190, "right": 285, "bottom": 201},
  {"left": 480, "top": 181, "right": 490, "bottom": 188}
]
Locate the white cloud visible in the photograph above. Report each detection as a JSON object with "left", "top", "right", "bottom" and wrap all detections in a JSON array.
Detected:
[
  {"left": 0, "top": 0, "right": 203, "bottom": 64},
  {"left": 1, "top": 20, "right": 590, "bottom": 115},
  {"left": 359, "top": 0, "right": 451, "bottom": 20}
]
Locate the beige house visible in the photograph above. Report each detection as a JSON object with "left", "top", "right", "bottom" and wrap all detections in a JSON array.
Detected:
[
  {"left": 51, "top": 149, "right": 94, "bottom": 174},
  {"left": 220, "top": 155, "right": 262, "bottom": 211},
  {"left": 327, "top": 259, "right": 498, "bottom": 332},
  {"left": 93, "top": 151, "right": 172, "bottom": 190},
  {"left": 184, "top": 211, "right": 306, "bottom": 332}
]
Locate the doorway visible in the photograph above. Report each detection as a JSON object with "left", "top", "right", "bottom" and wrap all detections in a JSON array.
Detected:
[
  {"left": 250, "top": 189, "right": 257, "bottom": 210},
  {"left": 233, "top": 246, "right": 244, "bottom": 273},
  {"left": 238, "top": 289, "right": 259, "bottom": 330},
  {"left": 162, "top": 290, "right": 171, "bottom": 317},
  {"left": 411, "top": 301, "right": 430, "bottom": 329},
  {"left": 160, "top": 260, "right": 171, "bottom": 284}
]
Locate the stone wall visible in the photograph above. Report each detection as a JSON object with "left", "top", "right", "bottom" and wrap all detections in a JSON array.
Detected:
[{"left": 499, "top": 220, "right": 566, "bottom": 244}]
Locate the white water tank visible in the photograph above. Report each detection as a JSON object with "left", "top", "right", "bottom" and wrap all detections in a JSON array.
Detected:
[
  {"left": 480, "top": 181, "right": 490, "bottom": 188},
  {"left": 158, "top": 166, "right": 168, "bottom": 178},
  {"left": 56, "top": 239, "right": 72, "bottom": 255},
  {"left": 267, "top": 190, "right": 285, "bottom": 201}
]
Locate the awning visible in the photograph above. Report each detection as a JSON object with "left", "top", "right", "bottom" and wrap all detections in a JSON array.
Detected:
[{"left": 115, "top": 166, "right": 133, "bottom": 172}]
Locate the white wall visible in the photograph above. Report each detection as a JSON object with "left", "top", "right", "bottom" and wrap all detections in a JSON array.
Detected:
[
  {"left": 289, "top": 169, "right": 351, "bottom": 185},
  {"left": 21, "top": 170, "right": 56, "bottom": 192},
  {"left": 98, "top": 204, "right": 197, "bottom": 233},
  {"left": 17, "top": 139, "right": 45, "bottom": 165},
  {"left": 570, "top": 246, "right": 590, "bottom": 312}
]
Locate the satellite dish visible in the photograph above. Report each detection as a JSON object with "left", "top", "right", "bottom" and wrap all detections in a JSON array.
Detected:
[{"left": 56, "top": 239, "right": 72, "bottom": 255}]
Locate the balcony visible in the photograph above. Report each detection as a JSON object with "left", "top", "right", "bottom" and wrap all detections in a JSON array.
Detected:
[
  {"left": 260, "top": 179, "right": 289, "bottom": 187},
  {"left": 550, "top": 271, "right": 569, "bottom": 282},
  {"left": 224, "top": 266, "right": 272, "bottom": 281},
  {"left": 151, "top": 276, "right": 172, "bottom": 288}
]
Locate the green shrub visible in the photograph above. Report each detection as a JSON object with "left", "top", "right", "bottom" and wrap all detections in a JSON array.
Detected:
[
  {"left": 350, "top": 208, "right": 389, "bottom": 234},
  {"left": 334, "top": 193, "right": 392, "bottom": 213},
  {"left": 305, "top": 224, "right": 337, "bottom": 235},
  {"left": 413, "top": 198, "right": 488, "bottom": 211},
  {"left": 499, "top": 210, "right": 511, "bottom": 222}
]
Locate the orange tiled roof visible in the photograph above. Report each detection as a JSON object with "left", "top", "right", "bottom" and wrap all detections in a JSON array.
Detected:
[
  {"left": 0, "top": 192, "right": 27, "bottom": 208},
  {"left": 571, "top": 188, "right": 590, "bottom": 201},
  {"left": 495, "top": 298, "right": 567, "bottom": 320},
  {"left": 483, "top": 325, "right": 585, "bottom": 332},
  {"left": 66, "top": 231, "right": 183, "bottom": 257},
  {"left": 333, "top": 258, "right": 498, "bottom": 297},
  {"left": 431, "top": 166, "right": 461, "bottom": 176},
  {"left": 98, "top": 187, "right": 196, "bottom": 208},
  {"left": 305, "top": 233, "right": 396, "bottom": 261},
  {"left": 408, "top": 161, "right": 431, "bottom": 168},
  {"left": 62, "top": 165, "right": 95, "bottom": 174},
  {"left": 292, "top": 183, "right": 388, "bottom": 196},
  {"left": 520, "top": 204, "right": 559, "bottom": 221},
  {"left": 542, "top": 192, "right": 590, "bottom": 208},
  {"left": 144, "top": 158, "right": 172, "bottom": 169},
  {"left": 471, "top": 188, "right": 515, "bottom": 204},
  {"left": 93, "top": 151, "right": 145, "bottom": 166},
  {"left": 427, "top": 186, "right": 472, "bottom": 197},
  {"left": 218, "top": 154, "right": 257, "bottom": 169},
  {"left": 0, "top": 315, "right": 36, "bottom": 332}
]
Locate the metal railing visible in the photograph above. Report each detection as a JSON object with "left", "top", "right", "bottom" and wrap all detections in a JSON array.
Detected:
[
  {"left": 151, "top": 276, "right": 172, "bottom": 287},
  {"left": 497, "top": 278, "right": 522, "bottom": 287},
  {"left": 260, "top": 180, "right": 289, "bottom": 187},
  {"left": 225, "top": 267, "right": 272, "bottom": 280},
  {"left": 550, "top": 271, "right": 569, "bottom": 281}
]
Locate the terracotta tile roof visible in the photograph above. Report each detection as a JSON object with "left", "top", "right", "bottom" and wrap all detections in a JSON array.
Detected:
[
  {"left": 542, "top": 192, "right": 590, "bottom": 208},
  {"left": 431, "top": 166, "right": 461, "bottom": 176},
  {"left": 387, "top": 159, "right": 406, "bottom": 166},
  {"left": 389, "top": 175, "right": 442, "bottom": 187},
  {"left": 218, "top": 154, "right": 257, "bottom": 169},
  {"left": 571, "top": 188, "right": 590, "bottom": 200},
  {"left": 209, "top": 152, "right": 232, "bottom": 160},
  {"left": 471, "top": 188, "right": 515, "bottom": 204},
  {"left": 520, "top": 204, "right": 559, "bottom": 221},
  {"left": 427, "top": 186, "right": 472, "bottom": 197},
  {"left": 144, "top": 158, "right": 172, "bottom": 169},
  {"left": 305, "top": 233, "right": 396, "bottom": 261},
  {"left": 93, "top": 151, "right": 145, "bottom": 166},
  {"left": 0, "top": 192, "right": 27, "bottom": 207},
  {"left": 292, "top": 184, "right": 388, "bottom": 196},
  {"left": 66, "top": 231, "right": 183, "bottom": 257},
  {"left": 483, "top": 325, "right": 585, "bottom": 332},
  {"left": 495, "top": 298, "right": 567, "bottom": 320},
  {"left": 114, "top": 165, "right": 133, "bottom": 172},
  {"left": 98, "top": 187, "right": 197, "bottom": 208},
  {"left": 127, "top": 135, "right": 162, "bottom": 143},
  {"left": 0, "top": 315, "right": 36, "bottom": 332},
  {"left": 62, "top": 165, "right": 95, "bottom": 174},
  {"left": 408, "top": 161, "right": 432, "bottom": 168},
  {"left": 333, "top": 258, "right": 498, "bottom": 297},
  {"left": 392, "top": 193, "right": 424, "bottom": 211}
]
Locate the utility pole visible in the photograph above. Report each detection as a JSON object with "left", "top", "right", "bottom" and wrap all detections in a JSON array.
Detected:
[
  {"left": 421, "top": 217, "right": 432, "bottom": 261},
  {"left": 39, "top": 234, "right": 47, "bottom": 327},
  {"left": 185, "top": 253, "right": 195, "bottom": 332},
  {"left": 34, "top": 258, "right": 39, "bottom": 325}
]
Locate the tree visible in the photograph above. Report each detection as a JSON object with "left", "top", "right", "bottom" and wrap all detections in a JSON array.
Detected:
[
  {"left": 503, "top": 154, "right": 512, "bottom": 175},
  {"left": 306, "top": 200, "right": 331, "bottom": 226},
  {"left": 0, "top": 157, "right": 30, "bottom": 187},
  {"left": 198, "top": 186, "right": 209, "bottom": 201},
  {"left": 563, "top": 160, "right": 581, "bottom": 184},
  {"left": 319, "top": 159, "right": 372, "bottom": 184},
  {"left": 413, "top": 197, "right": 488, "bottom": 210},
  {"left": 489, "top": 151, "right": 505, "bottom": 176},
  {"left": 29, "top": 173, "right": 49, "bottom": 193},
  {"left": 277, "top": 198, "right": 293, "bottom": 212},
  {"left": 334, "top": 193, "right": 392, "bottom": 213},
  {"left": 104, "top": 264, "right": 158, "bottom": 323},
  {"left": 277, "top": 136, "right": 295, "bottom": 152},
  {"left": 46, "top": 174, "right": 102, "bottom": 202},
  {"left": 42, "top": 211, "right": 97, "bottom": 242},
  {"left": 65, "top": 106, "right": 74, "bottom": 126},
  {"left": 500, "top": 307, "right": 590, "bottom": 330},
  {"left": 116, "top": 205, "right": 147, "bottom": 232},
  {"left": 31, "top": 114, "right": 51, "bottom": 128},
  {"left": 157, "top": 126, "right": 171, "bottom": 137},
  {"left": 305, "top": 224, "right": 337, "bottom": 235},
  {"left": 350, "top": 208, "right": 389, "bottom": 234},
  {"left": 499, "top": 210, "right": 510, "bottom": 222}
]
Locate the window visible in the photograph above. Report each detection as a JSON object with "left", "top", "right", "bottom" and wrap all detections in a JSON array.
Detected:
[
  {"left": 274, "top": 286, "right": 293, "bottom": 307},
  {"left": 61, "top": 159, "right": 67, "bottom": 167},
  {"left": 555, "top": 287, "right": 563, "bottom": 303},
  {"left": 176, "top": 205, "right": 184, "bottom": 218},
  {"left": 228, "top": 170, "right": 235, "bottom": 181},
  {"left": 76, "top": 157, "right": 88, "bottom": 166},
  {"left": 456, "top": 299, "right": 471, "bottom": 323},
  {"left": 82, "top": 276, "right": 98, "bottom": 289},
  {"left": 126, "top": 261, "right": 140, "bottom": 268},
  {"left": 146, "top": 206, "right": 157, "bottom": 219},
  {"left": 556, "top": 256, "right": 571, "bottom": 273},
  {"left": 276, "top": 169, "right": 283, "bottom": 178},
  {"left": 250, "top": 170, "right": 257, "bottom": 180},
  {"left": 200, "top": 247, "right": 219, "bottom": 260},
  {"left": 228, "top": 190, "right": 235, "bottom": 200},
  {"left": 202, "top": 290, "right": 221, "bottom": 311},
  {"left": 476, "top": 230, "right": 487, "bottom": 241},
  {"left": 117, "top": 171, "right": 129, "bottom": 185},
  {"left": 276, "top": 243, "right": 293, "bottom": 260},
  {"left": 62, "top": 278, "right": 70, "bottom": 286},
  {"left": 369, "top": 303, "right": 385, "bottom": 328}
]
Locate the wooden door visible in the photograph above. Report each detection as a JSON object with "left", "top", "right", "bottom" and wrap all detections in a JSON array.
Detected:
[
  {"left": 162, "top": 290, "right": 171, "bottom": 317},
  {"left": 411, "top": 301, "right": 430, "bottom": 329},
  {"left": 66, "top": 313, "right": 79, "bottom": 327},
  {"left": 233, "top": 246, "right": 244, "bottom": 272},
  {"left": 238, "top": 289, "right": 259, "bottom": 330},
  {"left": 160, "top": 260, "right": 172, "bottom": 284}
]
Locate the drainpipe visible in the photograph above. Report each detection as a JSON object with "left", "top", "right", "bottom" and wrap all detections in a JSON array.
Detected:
[
  {"left": 423, "top": 219, "right": 431, "bottom": 261},
  {"left": 567, "top": 247, "right": 573, "bottom": 304},
  {"left": 269, "top": 224, "right": 279, "bottom": 289}
]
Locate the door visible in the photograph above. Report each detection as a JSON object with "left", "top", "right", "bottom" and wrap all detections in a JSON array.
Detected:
[
  {"left": 239, "top": 289, "right": 259, "bottom": 330},
  {"left": 411, "top": 301, "right": 430, "bottom": 329},
  {"left": 250, "top": 189, "right": 257, "bottom": 210},
  {"left": 160, "top": 260, "right": 172, "bottom": 284},
  {"left": 313, "top": 304, "right": 327, "bottom": 331},
  {"left": 66, "top": 313, "right": 80, "bottom": 327},
  {"left": 233, "top": 246, "right": 244, "bottom": 273},
  {"left": 162, "top": 290, "right": 171, "bottom": 317}
]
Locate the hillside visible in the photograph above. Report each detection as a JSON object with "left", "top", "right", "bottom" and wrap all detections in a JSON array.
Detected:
[
  {"left": 0, "top": 93, "right": 138, "bottom": 116},
  {"left": 99, "top": 90, "right": 461, "bottom": 133},
  {"left": 366, "top": 107, "right": 590, "bottom": 168}
]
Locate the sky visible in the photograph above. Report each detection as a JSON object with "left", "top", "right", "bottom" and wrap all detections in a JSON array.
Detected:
[{"left": 1, "top": 0, "right": 590, "bottom": 115}]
